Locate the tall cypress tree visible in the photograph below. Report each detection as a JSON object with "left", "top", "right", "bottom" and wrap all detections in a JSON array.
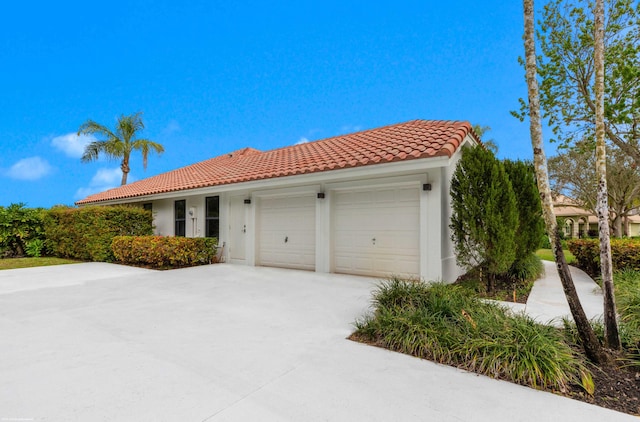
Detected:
[
  {"left": 450, "top": 146, "right": 518, "bottom": 292},
  {"left": 503, "top": 159, "right": 545, "bottom": 268}
]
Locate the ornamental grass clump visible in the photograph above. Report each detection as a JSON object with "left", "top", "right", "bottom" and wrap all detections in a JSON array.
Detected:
[
  {"left": 612, "top": 270, "right": 640, "bottom": 360},
  {"left": 354, "top": 279, "right": 591, "bottom": 392},
  {"left": 614, "top": 270, "right": 640, "bottom": 332}
]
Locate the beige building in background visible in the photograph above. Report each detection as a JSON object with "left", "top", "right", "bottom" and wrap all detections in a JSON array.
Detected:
[{"left": 554, "top": 194, "right": 640, "bottom": 238}]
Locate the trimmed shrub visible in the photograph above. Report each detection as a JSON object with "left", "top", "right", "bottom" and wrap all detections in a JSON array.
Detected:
[
  {"left": 112, "top": 235, "right": 217, "bottom": 269},
  {"left": 44, "top": 206, "right": 153, "bottom": 262},
  {"left": 502, "top": 160, "right": 545, "bottom": 261},
  {"left": 568, "top": 238, "right": 640, "bottom": 277},
  {"left": 450, "top": 146, "right": 518, "bottom": 291}
]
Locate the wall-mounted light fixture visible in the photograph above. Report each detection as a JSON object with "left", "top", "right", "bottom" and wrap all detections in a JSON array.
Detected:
[
  {"left": 244, "top": 198, "right": 251, "bottom": 204},
  {"left": 423, "top": 183, "right": 432, "bottom": 191},
  {"left": 317, "top": 192, "right": 325, "bottom": 199}
]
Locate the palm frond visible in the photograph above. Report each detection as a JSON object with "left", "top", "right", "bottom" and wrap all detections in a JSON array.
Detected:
[
  {"left": 77, "top": 120, "right": 117, "bottom": 140},
  {"left": 117, "top": 112, "right": 145, "bottom": 145},
  {"left": 78, "top": 111, "right": 163, "bottom": 176},
  {"left": 132, "top": 139, "right": 164, "bottom": 169}
]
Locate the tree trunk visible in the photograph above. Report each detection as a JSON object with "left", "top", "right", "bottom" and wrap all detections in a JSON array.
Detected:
[
  {"left": 15, "top": 240, "right": 25, "bottom": 257},
  {"left": 611, "top": 214, "right": 623, "bottom": 238},
  {"left": 594, "top": 0, "right": 621, "bottom": 350},
  {"left": 120, "top": 158, "right": 130, "bottom": 185},
  {"left": 523, "top": 0, "right": 607, "bottom": 363},
  {"left": 624, "top": 215, "right": 629, "bottom": 237},
  {"left": 487, "top": 271, "right": 495, "bottom": 294}
]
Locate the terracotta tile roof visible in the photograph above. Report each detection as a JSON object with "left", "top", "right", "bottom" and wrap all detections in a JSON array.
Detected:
[{"left": 77, "top": 119, "right": 477, "bottom": 205}]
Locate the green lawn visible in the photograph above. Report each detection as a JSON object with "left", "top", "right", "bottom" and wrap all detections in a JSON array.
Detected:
[
  {"left": 0, "top": 257, "right": 80, "bottom": 270},
  {"left": 535, "top": 248, "right": 576, "bottom": 264}
]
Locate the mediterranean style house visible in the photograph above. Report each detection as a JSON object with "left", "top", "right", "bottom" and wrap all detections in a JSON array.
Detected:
[
  {"left": 554, "top": 194, "right": 640, "bottom": 238},
  {"left": 77, "top": 119, "right": 479, "bottom": 281}
]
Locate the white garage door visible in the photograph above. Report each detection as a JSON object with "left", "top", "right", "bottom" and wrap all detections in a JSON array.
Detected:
[
  {"left": 258, "top": 195, "right": 316, "bottom": 270},
  {"left": 333, "top": 186, "right": 420, "bottom": 278}
]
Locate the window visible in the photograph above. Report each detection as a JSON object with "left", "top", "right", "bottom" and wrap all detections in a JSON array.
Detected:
[
  {"left": 205, "top": 196, "right": 219, "bottom": 238},
  {"left": 143, "top": 203, "right": 152, "bottom": 212},
  {"left": 175, "top": 200, "right": 186, "bottom": 237}
]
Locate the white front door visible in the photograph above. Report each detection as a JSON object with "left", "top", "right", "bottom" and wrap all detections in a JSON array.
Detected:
[
  {"left": 229, "top": 196, "right": 247, "bottom": 262},
  {"left": 257, "top": 194, "right": 316, "bottom": 270},
  {"left": 332, "top": 185, "right": 420, "bottom": 278}
]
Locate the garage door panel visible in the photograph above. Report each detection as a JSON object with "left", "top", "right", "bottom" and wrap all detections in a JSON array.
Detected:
[
  {"left": 333, "top": 186, "right": 420, "bottom": 278},
  {"left": 258, "top": 195, "right": 315, "bottom": 271}
]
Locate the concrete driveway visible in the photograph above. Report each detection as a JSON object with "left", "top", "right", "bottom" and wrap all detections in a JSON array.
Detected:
[{"left": 0, "top": 263, "right": 633, "bottom": 421}]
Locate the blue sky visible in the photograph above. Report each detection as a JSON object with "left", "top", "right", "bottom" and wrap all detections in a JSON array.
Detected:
[{"left": 0, "top": 1, "right": 550, "bottom": 208}]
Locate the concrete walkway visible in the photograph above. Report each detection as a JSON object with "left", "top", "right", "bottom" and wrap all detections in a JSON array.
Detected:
[
  {"left": 524, "top": 261, "right": 604, "bottom": 326},
  {"left": 0, "top": 263, "right": 633, "bottom": 421}
]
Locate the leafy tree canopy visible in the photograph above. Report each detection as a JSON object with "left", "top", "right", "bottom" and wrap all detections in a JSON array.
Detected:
[
  {"left": 513, "top": 0, "right": 640, "bottom": 164},
  {"left": 549, "top": 142, "right": 640, "bottom": 236}
]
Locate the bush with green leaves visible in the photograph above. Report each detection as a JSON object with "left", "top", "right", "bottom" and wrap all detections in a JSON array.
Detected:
[
  {"left": 508, "top": 252, "right": 544, "bottom": 283},
  {"left": 567, "top": 238, "right": 640, "bottom": 277},
  {"left": 25, "top": 238, "right": 45, "bottom": 257},
  {"left": 354, "top": 279, "right": 592, "bottom": 392},
  {"left": 0, "top": 203, "right": 46, "bottom": 257},
  {"left": 450, "top": 146, "right": 518, "bottom": 291},
  {"left": 503, "top": 160, "right": 545, "bottom": 281},
  {"left": 44, "top": 206, "right": 153, "bottom": 262},
  {"left": 112, "top": 236, "right": 217, "bottom": 269}
]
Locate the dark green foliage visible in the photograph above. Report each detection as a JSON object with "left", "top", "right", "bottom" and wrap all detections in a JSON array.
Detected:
[
  {"left": 112, "top": 235, "right": 218, "bottom": 269},
  {"left": 540, "top": 233, "right": 551, "bottom": 249},
  {"left": 508, "top": 253, "right": 544, "bottom": 283},
  {"left": 0, "top": 203, "right": 46, "bottom": 257},
  {"left": 568, "top": 238, "right": 640, "bottom": 277},
  {"left": 503, "top": 160, "right": 545, "bottom": 259},
  {"left": 450, "top": 146, "right": 518, "bottom": 289},
  {"left": 502, "top": 160, "right": 545, "bottom": 282},
  {"left": 44, "top": 206, "right": 153, "bottom": 262},
  {"left": 354, "top": 279, "right": 592, "bottom": 392}
]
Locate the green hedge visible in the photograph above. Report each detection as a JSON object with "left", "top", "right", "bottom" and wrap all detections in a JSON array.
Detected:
[
  {"left": 567, "top": 238, "right": 640, "bottom": 277},
  {"left": 112, "top": 236, "right": 218, "bottom": 269},
  {"left": 44, "top": 206, "right": 153, "bottom": 262}
]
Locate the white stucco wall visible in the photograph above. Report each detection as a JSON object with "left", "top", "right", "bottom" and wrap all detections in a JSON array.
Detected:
[
  {"left": 440, "top": 145, "right": 466, "bottom": 282},
  {"left": 152, "top": 199, "right": 174, "bottom": 236},
  {"left": 97, "top": 154, "right": 468, "bottom": 281}
]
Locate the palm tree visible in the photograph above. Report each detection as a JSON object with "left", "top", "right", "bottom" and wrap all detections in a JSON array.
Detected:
[
  {"left": 472, "top": 124, "right": 499, "bottom": 154},
  {"left": 78, "top": 112, "right": 164, "bottom": 185},
  {"left": 522, "top": 0, "right": 607, "bottom": 363}
]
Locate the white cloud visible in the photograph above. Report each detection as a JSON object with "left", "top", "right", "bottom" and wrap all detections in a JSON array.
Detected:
[
  {"left": 74, "top": 167, "right": 132, "bottom": 199},
  {"left": 6, "top": 157, "right": 53, "bottom": 180},
  {"left": 91, "top": 168, "right": 122, "bottom": 186},
  {"left": 51, "top": 133, "right": 95, "bottom": 158},
  {"left": 295, "top": 137, "right": 310, "bottom": 145}
]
